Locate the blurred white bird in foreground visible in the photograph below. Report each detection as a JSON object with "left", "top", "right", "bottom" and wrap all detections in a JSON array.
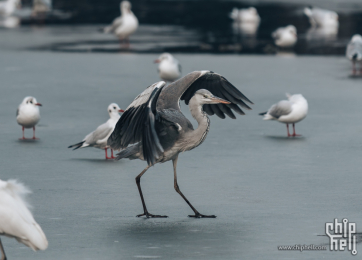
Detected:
[
  {"left": 154, "top": 53, "right": 181, "bottom": 82},
  {"left": 259, "top": 94, "right": 308, "bottom": 137},
  {"left": 272, "top": 25, "right": 297, "bottom": 48},
  {"left": 346, "top": 34, "right": 362, "bottom": 75},
  {"left": 0, "top": 179, "right": 48, "bottom": 260},
  {"left": 102, "top": 1, "right": 138, "bottom": 47},
  {"left": 16, "top": 96, "right": 42, "bottom": 140},
  {"left": 304, "top": 7, "right": 339, "bottom": 28},
  {"left": 68, "top": 103, "right": 124, "bottom": 159}
]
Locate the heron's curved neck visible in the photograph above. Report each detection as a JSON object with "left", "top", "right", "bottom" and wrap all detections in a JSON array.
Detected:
[{"left": 186, "top": 97, "right": 210, "bottom": 150}]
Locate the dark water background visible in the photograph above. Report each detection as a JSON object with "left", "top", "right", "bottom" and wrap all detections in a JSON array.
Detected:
[{"left": 15, "top": 0, "right": 362, "bottom": 54}]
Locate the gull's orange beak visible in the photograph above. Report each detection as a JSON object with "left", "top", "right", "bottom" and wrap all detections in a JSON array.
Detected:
[
  {"left": 35, "top": 103, "right": 42, "bottom": 106},
  {"left": 154, "top": 59, "right": 160, "bottom": 63},
  {"left": 210, "top": 97, "right": 230, "bottom": 104},
  {"left": 119, "top": 109, "right": 124, "bottom": 112}
]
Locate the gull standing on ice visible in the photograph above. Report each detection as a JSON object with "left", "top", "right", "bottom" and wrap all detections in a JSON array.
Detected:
[
  {"left": 154, "top": 53, "right": 181, "bottom": 82},
  {"left": 0, "top": 0, "right": 21, "bottom": 28},
  {"left": 0, "top": 179, "right": 48, "bottom": 260},
  {"left": 346, "top": 34, "right": 362, "bottom": 75},
  {"left": 68, "top": 103, "right": 124, "bottom": 159},
  {"left": 102, "top": 1, "right": 138, "bottom": 47},
  {"left": 16, "top": 96, "right": 42, "bottom": 140},
  {"left": 304, "top": 7, "right": 339, "bottom": 28},
  {"left": 272, "top": 25, "right": 297, "bottom": 48},
  {"left": 230, "top": 7, "right": 260, "bottom": 24},
  {"left": 230, "top": 7, "right": 260, "bottom": 36},
  {"left": 259, "top": 94, "right": 308, "bottom": 137},
  {"left": 0, "top": 0, "right": 20, "bottom": 16}
]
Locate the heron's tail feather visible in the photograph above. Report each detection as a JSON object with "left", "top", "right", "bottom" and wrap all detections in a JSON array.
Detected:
[{"left": 68, "top": 141, "right": 86, "bottom": 150}]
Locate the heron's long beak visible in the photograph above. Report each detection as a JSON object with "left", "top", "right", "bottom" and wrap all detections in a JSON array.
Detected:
[
  {"left": 154, "top": 59, "right": 160, "bottom": 63},
  {"left": 35, "top": 103, "right": 42, "bottom": 106},
  {"left": 210, "top": 96, "right": 230, "bottom": 104},
  {"left": 119, "top": 109, "right": 125, "bottom": 112}
]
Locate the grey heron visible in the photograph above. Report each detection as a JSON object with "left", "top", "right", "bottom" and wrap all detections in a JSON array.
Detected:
[{"left": 108, "top": 71, "right": 253, "bottom": 218}]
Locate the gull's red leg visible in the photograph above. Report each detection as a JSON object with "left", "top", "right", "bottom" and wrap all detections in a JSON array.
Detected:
[
  {"left": 105, "top": 148, "right": 112, "bottom": 160},
  {"left": 286, "top": 124, "right": 291, "bottom": 137},
  {"left": 111, "top": 149, "right": 116, "bottom": 159},
  {"left": 292, "top": 123, "right": 301, "bottom": 137},
  {"left": 352, "top": 61, "right": 357, "bottom": 75},
  {"left": 32, "top": 126, "right": 39, "bottom": 139},
  {"left": 19, "top": 126, "right": 25, "bottom": 140}
]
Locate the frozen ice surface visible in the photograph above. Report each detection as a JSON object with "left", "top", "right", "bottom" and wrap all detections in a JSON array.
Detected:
[{"left": 0, "top": 27, "right": 361, "bottom": 260}]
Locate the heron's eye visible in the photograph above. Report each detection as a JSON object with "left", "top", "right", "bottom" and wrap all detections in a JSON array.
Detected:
[
  {"left": 109, "top": 110, "right": 111, "bottom": 113},
  {"left": 113, "top": 107, "right": 116, "bottom": 109},
  {"left": 203, "top": 95, "right": 208, "bottom": 98},
  {"left": 30, "top": 101, "right": 33, "bottom": 104}
]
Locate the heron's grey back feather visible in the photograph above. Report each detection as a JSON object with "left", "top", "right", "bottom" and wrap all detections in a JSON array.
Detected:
[{"left": 268, "top": 100, "right": 292, "bottom": 119}]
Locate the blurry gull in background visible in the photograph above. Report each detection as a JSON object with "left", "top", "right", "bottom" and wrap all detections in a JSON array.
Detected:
[
  {"left": 16, "top": 96, "right": 42, "bottom": 140},
  {"left": 259, "top": 94, "right": 308, "bottom": 137},
  {"left": 0, "top": 179, "right": 48, "bottom": 260},
  {"left": 346, "top": 34, "right": 362, "bottom": 75},
  {"left": 272, "top": 25, "right": 297, "bottom": 48},
  {"left": 304, "top": 7, "right": 339, "bottom": 29},
  {"left": 304, "top": 7, "right": 339, "bottom": 41},
  {"left": 68, "top": 103, "right": 124, "bottom": 160},
  {"left": 32, "top": 0, "right": 51, "bottom": 18},
  {"left": 102, "top": 1, "right": 138, "bottom": 47},
  {"left": 0, "top": 0, "right": 20, "bottom": 28},
  {"left": 0, "top": 0, "right": 20, "bottom": 17},
  {"left": 154, "top": 53, "right": 182, "bottom": 82},
  {"left": 230, "top": 7, "right": 260, "bottom": 36}
]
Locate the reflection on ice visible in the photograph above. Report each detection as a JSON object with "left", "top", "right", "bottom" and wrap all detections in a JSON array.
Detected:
[
  {"left": 306, "top": 25, "right": 338, "bottom": 41},
  {"left": 0, "top": 15, "right": 19, "bottom": 28}
]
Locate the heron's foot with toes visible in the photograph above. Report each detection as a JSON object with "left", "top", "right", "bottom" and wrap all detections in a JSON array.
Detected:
[
  {"left": 188, "top": 213, "right": 216, "bottom": 218},
  {"left": 137, "top": 212, "right": 168, "bottom": 218}
]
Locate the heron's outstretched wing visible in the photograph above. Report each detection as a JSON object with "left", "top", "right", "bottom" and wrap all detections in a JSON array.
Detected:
[
  {"left": 108, "top": 81, "right": 166, "bottom": 165},
  {"left": 156, "top": 71, "right": 253, "bottom": 119}
]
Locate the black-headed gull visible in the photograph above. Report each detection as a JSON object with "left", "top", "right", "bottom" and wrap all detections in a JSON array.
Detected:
[
  {"left": 346, "top": 34, "right": 362, "bottom": 75},
  {"left": 16, "top": 96, "right": 42, "bottom": 140},
  {"left": 102, "top": 1, "right": 138, "bottom": 47},
  {"left": 304, "top": 7, "right": 339, "bottom": 28},
  {"left": 154, "top": 53, "right": 181, "bottom": 82},
  {"left": 68, "top": 103, "right": 124, "bottom": 159},
  {"left": 272, "top": 25, "right": 297, "bottom": 48},
  {"left": 0, "top": 179, "right": 48, "bottom": 260},
  {"left": 259, "top": 94, "right": 308, "bottom": 137}
]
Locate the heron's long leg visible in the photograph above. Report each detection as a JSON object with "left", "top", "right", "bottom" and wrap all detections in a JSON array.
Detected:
[
  {"left": 136, "top": 165, "right": 168, "bottom": 218},
  {"left": 172, "top": 156, "right": 216, "bottom": 218},
  {"left": 0, "top": 238, "right": 7, "bottom": 260}
]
